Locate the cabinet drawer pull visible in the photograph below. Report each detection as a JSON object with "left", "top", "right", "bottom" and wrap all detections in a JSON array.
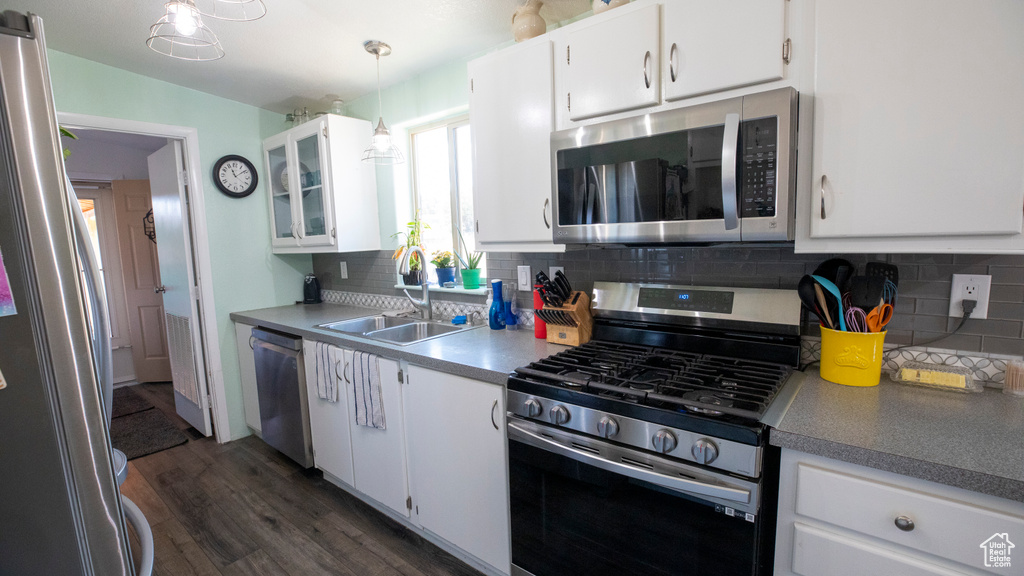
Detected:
[
  {"left": 248, "top": 336, "right": 255, "bottom": 350},
  {"left": 491, "top": 400, "right": 499, "bottom": 430},
  {"left": 643, "top": 51, "right": 652, "bottom": 89},
  {"left": 543, "top": 198, "right": 551, "bottom": 229},
  {"left": 894, "top": 515, "right": 915, "bottom": 532},
  {"left": 670, "top": 43, "right": 678, "bottom": 82},
  {"left": 820, "top": 174, "right": 828, "bottom": 220}
]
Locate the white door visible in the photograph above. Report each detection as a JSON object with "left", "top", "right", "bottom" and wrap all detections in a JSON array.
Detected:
[
  {"left": 148, "top": 141, "right": 212, "bottom": 436},
  {"left": 808, "top": 0, "right": 1024, "bottom": 240},
  {"left": 301, "top": 340, "right": 355, "bottom": 486},
  {"left": 405, "top": 366, "right": 510, "bottom": 573},
  {"left": 664, "top": 0, "right": 786, "bottom": 101},
  {"left": 566, "top": 3, "right": 661, "bottom": 121},
  {"left": 348, "top": 355, "right": 409, "bottom": 517},
  {"left": 469, "top": 40, "right": 562, "bottom": 252}
]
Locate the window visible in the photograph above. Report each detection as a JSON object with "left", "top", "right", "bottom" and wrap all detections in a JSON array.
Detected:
[{"left": 410, "top": 117, "right": 484, "bottom": 284}]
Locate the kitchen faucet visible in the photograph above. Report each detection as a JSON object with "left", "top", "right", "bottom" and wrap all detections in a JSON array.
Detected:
[{"left": 398, "top": 245, "right": 432, "bottom": 320}]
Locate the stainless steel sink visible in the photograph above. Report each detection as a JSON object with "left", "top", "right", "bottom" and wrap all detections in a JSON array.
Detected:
[
  {"left": 365, "top": 322, "right": 464, "bottom": 345},
  {"left": 318, "top": 315, "right": 476, "bottom": 346},
  {"left": 319, "top": 315, "right": 417, "bottom": 334}
]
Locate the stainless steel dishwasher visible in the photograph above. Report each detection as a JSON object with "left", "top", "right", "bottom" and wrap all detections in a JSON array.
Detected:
[{"left": 252, "top": 327, "right": 314, "bottom": 468}]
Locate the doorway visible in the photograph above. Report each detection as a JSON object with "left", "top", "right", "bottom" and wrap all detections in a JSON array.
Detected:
[{"left": 60, "top": 113, "right": 229, "bottom": 442}]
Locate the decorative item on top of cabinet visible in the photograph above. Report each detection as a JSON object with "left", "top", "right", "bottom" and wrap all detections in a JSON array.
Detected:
[
  {"left": 592, "top": 0, "right": 628, "bottom": 15},
  {"left": 512, "top": 0, "right": 546, "bottom": 42}
]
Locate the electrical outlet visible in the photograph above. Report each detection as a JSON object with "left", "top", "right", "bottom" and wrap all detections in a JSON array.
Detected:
[
  {"left": 550, "top": 266, "right": 564, "bottom": 280},
  {"left": 948, "top": 274, "right": 991, "bottom": 319},
  {"left": 339, "top": 262, "right": 348, "bottom": 280},
  {"left": 517, "top": 266, "right": 532, "bottom": 291}
]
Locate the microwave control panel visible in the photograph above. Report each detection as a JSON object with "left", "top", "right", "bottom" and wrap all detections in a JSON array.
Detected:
[{"left": 739, "top": 117, "right": 777, "bottom": 218}]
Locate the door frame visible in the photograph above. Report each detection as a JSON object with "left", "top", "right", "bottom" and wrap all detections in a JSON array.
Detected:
[{"left": 58, "top": 112, "right": 230, "bottom": 442}]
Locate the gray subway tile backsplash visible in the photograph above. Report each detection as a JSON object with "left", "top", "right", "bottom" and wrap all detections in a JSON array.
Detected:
[{"left": 313, "top": 247, "right": 1024, "bottom": 357}]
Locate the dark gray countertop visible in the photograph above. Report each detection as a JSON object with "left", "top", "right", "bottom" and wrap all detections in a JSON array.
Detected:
[
  {"left": 771, "top": 372, "right": 1024, "bottom": 502},
  {"left": 230, "top": 303, "right": 1024, "bottom": 502},
  {"left": 230, "top": 303, "right": 565, "bottom": 386}
]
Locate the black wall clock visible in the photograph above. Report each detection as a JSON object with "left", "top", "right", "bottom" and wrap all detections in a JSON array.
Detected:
[{"left": 212, "top": 155, "right": 258, "bottom": 198}]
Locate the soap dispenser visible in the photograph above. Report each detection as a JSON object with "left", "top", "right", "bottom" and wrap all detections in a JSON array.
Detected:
[{"left": 489, "top": 279, "right": 506, "bottom": 330}]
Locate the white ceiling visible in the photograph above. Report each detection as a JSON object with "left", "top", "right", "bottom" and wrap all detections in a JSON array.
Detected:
[{"left": 21, "top": 0, "right": 590, "bottom": 115}]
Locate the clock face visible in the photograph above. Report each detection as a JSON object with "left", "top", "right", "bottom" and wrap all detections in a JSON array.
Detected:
[{"left": 213, "top": 155, "right": 258, "bottom": 198}]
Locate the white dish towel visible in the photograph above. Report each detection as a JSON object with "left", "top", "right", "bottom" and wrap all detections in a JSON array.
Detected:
[
  {"left": 352, "top": 351, "right": 386, "bottom": 430},
  {"left": 313, "top": 341, "right": 340, "bottom": 403}
]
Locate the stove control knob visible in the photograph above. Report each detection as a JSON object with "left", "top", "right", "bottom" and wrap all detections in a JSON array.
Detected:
[
  {"left": 691, "top": 438, "right": 719, "bottom": 465},
  {"left": 597, "top": 416, "right": 619, "bottom": 438},
  {"left": 652, "top": 430, "right": 677, "bottom": 454},
  {"left": 524, "top": 398, "right": 542, "bottom": 418},
  {"left": 549, "top": 405, "right": 571, "bottom": 426}
]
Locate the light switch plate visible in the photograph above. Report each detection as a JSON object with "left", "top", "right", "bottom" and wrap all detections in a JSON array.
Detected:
[
  {"left": 949, "top": 274, "right": 991, "bottom": 319},
  {"left": 517, "top": 266, "right": 532, "bottom": 291},
  {"left": 549, "top": 266, "right": 564, "bottom": 280},
  {"left": 339, "top": 262, "right": 348, "bottom": 280}
]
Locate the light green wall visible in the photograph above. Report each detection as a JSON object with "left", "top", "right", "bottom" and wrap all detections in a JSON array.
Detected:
[
  {"left": 47, "top": 50, "right": 311, "bottom": 440},
  {"left": 343, "top": 57, "right": 472, "bottom": 248}
]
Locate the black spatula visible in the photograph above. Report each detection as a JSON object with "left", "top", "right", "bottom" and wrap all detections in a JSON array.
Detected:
[{"left": 849, "top": 276, "right": 886, "bottom": 310}]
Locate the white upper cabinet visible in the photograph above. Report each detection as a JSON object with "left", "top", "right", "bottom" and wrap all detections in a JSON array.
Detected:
[
  {"left": 565, "top": 3, "right": 661, "bottom": 121},
  {"left": 469, "top": 39, "right": 563, "bottom": 252},
  {"left": 663, "top": 0, "right": 787, "bottom": 101},
  {"left": 263, "top": 115, "right": 381, "bottom": 254},
  {"left": 803, "top": 0, "right": 1024, "bottom": 247}
]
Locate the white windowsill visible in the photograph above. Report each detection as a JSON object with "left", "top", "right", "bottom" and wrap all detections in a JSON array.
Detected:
[{"left": 394, "top": 283, "right": 489, "bottom": 296}]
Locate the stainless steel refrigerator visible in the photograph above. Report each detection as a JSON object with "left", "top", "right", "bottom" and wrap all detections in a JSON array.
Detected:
[{"left": 0, "top": 10, "right": 148, "bottom": 575}]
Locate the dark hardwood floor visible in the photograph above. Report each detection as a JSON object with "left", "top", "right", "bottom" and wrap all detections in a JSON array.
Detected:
[{"left": 121, "top": 382, "right": 483, "bottom": 576}]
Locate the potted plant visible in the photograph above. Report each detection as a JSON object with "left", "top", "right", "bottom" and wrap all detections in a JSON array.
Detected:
[
  {"left": 455, "top": 228, "right": 484, "bottom": 289},
  {"left": 392, "top": 212, "right": 429, "bottom": 286},
  {"left": 431, "top": 250, "right": 457, "bottom": 287}
]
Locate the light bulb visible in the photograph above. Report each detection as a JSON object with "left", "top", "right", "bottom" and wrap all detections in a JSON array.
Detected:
[
  {"left": 373, "top": 132, "right": 391, "bottom": 151},
  {"left": 169, "top": 2, "right": 200, "bottom": 36}
]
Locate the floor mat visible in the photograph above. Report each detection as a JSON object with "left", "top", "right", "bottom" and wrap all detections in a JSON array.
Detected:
[
  {"left": 111, "top": 386, "right": 154, "bottom": 419},
  {"left": 109, "top": 408, "right": 189, "bottom": 460}
]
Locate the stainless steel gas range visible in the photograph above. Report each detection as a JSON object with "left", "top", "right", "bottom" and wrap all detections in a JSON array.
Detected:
[{"left": 507, "top": 282, "right": 805, "bottom": 576}]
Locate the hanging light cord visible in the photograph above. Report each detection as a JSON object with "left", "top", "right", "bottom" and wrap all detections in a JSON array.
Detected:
[{"left": 376, "top": 52, "right": 383, "bottom": 118}]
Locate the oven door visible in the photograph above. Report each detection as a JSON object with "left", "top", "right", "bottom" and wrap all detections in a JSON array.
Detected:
[{"left": 508, "top": 417, "right": 766, "bottom": 576}]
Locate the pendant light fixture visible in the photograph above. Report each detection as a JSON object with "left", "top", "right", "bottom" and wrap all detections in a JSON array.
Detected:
[
  {"left": 147, "top": 0, "right": 225, "bottom": 61},
  {"left": 361, "top": 40, "right": 404, "bottom": 165},
  {"left": 192, "top": 0, "right": 267, "bottom": 22}
]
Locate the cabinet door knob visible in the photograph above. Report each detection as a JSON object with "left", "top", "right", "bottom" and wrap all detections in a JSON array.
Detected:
[
  {"left": 820, "top": 174, "right": 828, "bottom": 220},
  {"left": 894, "top": 515, "right": 915, "bottom": 532},
  {"left": 670, "top": 43, "right": 678, "bottom": 82},
  {"left": 543, "top": 198, "right": 551, "bottom": 229},
  {"left": 643, "top": 51, "right": 652, "bottom": 89}
]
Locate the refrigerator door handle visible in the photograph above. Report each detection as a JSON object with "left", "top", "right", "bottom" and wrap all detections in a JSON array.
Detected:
[{"left": 67, "top": 178, "right": 114, "bottom": 423}]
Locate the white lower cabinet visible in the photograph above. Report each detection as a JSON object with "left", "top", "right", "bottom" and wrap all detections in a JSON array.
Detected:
[
  {"left": 405, "top": 366, "right": 510, "bottom": 574},
  {"left": 348, "top": 355, "right": 411, "bottom": 518},
  {"left": 300, "top": 340, "right": 354, "bottom": 486},
  {"left": 233, "top": 322, "right": 260, "bottom": 434},
  {"left": 775, "top": 449, "right": 1024, "bottom": 576}
]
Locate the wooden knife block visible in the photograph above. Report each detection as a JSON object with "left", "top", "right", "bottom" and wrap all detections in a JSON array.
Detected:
[{"left": 543, "top": 291, "right": 593, "bottom": 346}]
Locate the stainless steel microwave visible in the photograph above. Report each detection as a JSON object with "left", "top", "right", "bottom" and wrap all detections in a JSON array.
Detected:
[{"left": 550, "top": 87, "right": 797, "bottom": 244}]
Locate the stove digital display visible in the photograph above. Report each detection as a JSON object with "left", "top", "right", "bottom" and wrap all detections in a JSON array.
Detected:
[{"left": 638, "top": 288, "right": 734, "bottom": 314}]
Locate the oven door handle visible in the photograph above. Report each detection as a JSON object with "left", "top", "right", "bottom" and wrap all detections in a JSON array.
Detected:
[{"left": 507, "top": 422, "right": 751, "bottom": 504}]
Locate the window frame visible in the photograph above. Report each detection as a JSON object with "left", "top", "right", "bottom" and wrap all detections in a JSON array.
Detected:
[{"left": 408, "top": 114, "right": 479, "bottom": 282}]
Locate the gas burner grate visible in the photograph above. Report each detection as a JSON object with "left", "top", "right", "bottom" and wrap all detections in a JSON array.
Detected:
[{"left": 513, "top": 341, "right": 792, "bottom": 421}]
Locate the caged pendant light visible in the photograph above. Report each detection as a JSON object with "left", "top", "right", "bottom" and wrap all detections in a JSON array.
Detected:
[
  {"left": 147, "top": 0, "right": 225, "bottom": 61},
  {"left": 192, "top": 0, "right": 267, "bottom": 22},
  {"left": 361, "top": 41, "right": 405, "bottom": 165}
]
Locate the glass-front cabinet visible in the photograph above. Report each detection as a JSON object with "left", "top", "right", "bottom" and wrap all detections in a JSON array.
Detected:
[{"left": 262, "top": 115, "right": 381, "bottom": 254}]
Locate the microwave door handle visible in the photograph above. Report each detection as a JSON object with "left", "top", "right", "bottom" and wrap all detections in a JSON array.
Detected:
[
  {"left": 721, "top": 113, "right": 740, "bottom": 230},
  {"left": 585, "top": 166, "right": 598, "bottom": 224},
  {"left": 507, "top": 422, "right": 751, "bottom": 504}
]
